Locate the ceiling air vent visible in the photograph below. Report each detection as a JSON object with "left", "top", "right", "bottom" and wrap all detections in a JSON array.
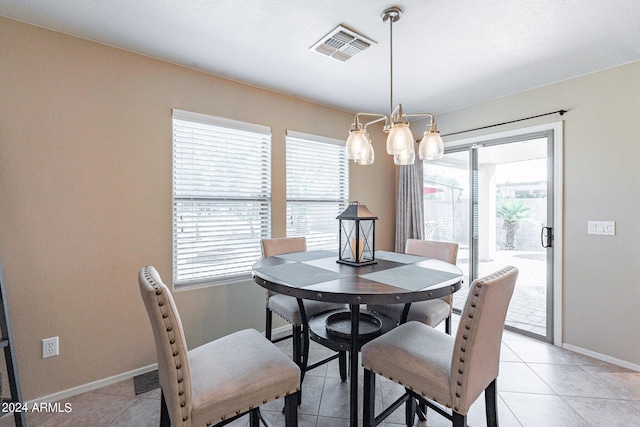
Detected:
[{"left": 310, "top": 25, "right": 376, "bottom": 62}]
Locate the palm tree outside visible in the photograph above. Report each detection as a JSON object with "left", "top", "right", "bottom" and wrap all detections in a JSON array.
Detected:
[{"left": 496, "top": 199, "right": 531, "bottom": 250}]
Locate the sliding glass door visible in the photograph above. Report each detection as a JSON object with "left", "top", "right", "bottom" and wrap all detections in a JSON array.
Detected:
[
  {"left": 424, "top": 131, "right": 555, "bottom": 341},
  {"left": 422, "top": 152, "right": 471, "bottom": 292}
]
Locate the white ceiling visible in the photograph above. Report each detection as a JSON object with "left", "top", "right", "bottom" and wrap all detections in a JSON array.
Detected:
[{"left": 2, "top": 0, "right": 639, "bottom": 115}]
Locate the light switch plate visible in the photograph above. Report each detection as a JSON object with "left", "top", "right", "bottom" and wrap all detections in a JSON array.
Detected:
[{"left": 588, "top": 221, "right": 615, "bottom": 235}]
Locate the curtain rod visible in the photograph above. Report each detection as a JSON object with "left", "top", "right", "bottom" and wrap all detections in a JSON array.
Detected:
[{"left": 441, "top": 109, "right": 567, "bottom": 138}]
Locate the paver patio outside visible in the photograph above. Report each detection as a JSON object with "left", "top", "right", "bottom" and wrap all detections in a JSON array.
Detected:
[{"left": 453, "top": 247, "right": 548, "bottom": 337}]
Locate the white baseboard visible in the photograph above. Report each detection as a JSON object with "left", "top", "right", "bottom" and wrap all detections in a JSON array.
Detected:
[
  {"left": 562, "top": 343, "right": 640, "bottom": 372},
  {"left": 28, "top": 364, "right": 158, "bottom": 405}
]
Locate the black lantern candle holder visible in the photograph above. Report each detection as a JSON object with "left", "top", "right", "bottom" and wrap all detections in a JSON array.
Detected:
[{"left": 337, "top": 201, "right": 378, "bottom": 266}]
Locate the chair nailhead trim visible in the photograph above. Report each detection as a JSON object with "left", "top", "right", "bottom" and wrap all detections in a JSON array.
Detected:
[
  {"left": 144, "top": 268, "right": 191, "bottom": 423},
  {"left": 451, "top": 269, "right": 513, "bottom": 415}
]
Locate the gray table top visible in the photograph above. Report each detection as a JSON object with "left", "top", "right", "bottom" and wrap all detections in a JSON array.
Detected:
[{"left": 252, "top": 250, "right": 463, "bottom": 305}]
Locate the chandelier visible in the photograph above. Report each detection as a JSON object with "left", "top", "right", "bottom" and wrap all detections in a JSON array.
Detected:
[{"left": 344, "top": 6, "right": 444, "bottom": 166}]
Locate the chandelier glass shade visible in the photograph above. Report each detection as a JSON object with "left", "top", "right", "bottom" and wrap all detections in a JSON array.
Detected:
[
  {"left": 345, "top": 126, "right": 375, "bottom": 165},
  {"left": 418, "top": 124, "right": 444, "bottom": 160},
  {"left": 344, "top": 6, "right": 444, "bottom": 166},
  {"left": 385, "top": 121, "right": 413, "bottom": 155}
]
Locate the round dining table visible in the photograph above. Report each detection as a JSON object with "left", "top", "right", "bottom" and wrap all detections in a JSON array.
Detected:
[{"left": 252, "top": 249, "right": 463, "bottom": 426}]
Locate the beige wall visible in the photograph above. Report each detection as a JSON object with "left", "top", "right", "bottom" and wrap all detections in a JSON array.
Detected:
[
  {"left": 433, "top": 61, "right": 640, "bottom": 366},
  {"left": 0, "top": 18, "right": 395, "bottom": 400}
]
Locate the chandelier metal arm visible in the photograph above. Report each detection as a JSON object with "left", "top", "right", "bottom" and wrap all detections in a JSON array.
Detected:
[
  {"left": 352, "top": 112, "right": 389, "bottom": 130},
  {"left": 402, "top": 113, "right": 438, "bottom": 131}
]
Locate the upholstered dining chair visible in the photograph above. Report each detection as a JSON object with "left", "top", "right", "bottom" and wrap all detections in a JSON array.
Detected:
[
  {"left": 261, "top": 238, "right": 346, "bottom": 382},
  {"left": 368, "top": 239, "right": 459, "bottom": 334},
  {"left": 139, "top": 266, "right": 300, "bottom": 427},
  {"left": 361, "top": 266, "right": 518, "bottom": 427}
]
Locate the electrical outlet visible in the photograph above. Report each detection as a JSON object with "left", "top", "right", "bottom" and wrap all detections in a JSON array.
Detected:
[{"left": 42, "top": 336, "right": 59, "bottom": 358}]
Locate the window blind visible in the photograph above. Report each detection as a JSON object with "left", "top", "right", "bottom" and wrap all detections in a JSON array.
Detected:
[
  {"left": 286, "top": 131, "right": 349, "bottom": 251},
  {"left": 173, "top": 109, "right": 271, "bottom": 286}
]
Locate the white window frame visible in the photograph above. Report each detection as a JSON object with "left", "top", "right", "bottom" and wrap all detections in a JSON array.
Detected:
[
  {"left": 285, "top": 130, "right": 349, "bottom": 251},
  {"left": 172, "top": 109, "right": 271, "bottom": 287}
]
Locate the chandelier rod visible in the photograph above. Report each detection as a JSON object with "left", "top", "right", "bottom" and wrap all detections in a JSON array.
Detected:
[{"left": 389, "top": 14, "right": 394, "bottom": 116}]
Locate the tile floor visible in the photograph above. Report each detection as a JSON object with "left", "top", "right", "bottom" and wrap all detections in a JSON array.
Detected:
[{"left": 3, "top": 314, "right": 640, "bottom": 426}]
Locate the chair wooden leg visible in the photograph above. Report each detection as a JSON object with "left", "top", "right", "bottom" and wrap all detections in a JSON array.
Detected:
[
  {"left": 292, "top": 325, "right": 302, "bottom": 369},
  {"left": 485, "top": 378, "right": 498, "bottom": 427},
  {"left": 453, "top": 411, "right": 467, "bottom": 427},
  {"left": 159, "top": 390, "right": 170, "bottom": 427},
  {"left": 363, "top": 368, "right": 376, "bottom": 427},
  {"left": 265, "top": 307, "right": 273, "bottom": 341},
  {"left": 405, "top": 392, "right": 416, "bottom": 426},
  {"left": 284, "top": 392, "right": 299, "bottom": 427},
  {"left": 301, "top": 324, "right": 310, "bottom": 377},
  {"left": 249, "top": 408, "right": 260, "bottom": 427},
  {"left": 292, "top": 325, "right": 305, "bottom": 405},
  {"left": 338, "top": 351, "right": 347, "bottom": 381},
  {"left": 445, "top": 315, "right": 452, "bottom": 335},
  {"left": 416, "top": 399, "right": 427, "bottom": 421}
]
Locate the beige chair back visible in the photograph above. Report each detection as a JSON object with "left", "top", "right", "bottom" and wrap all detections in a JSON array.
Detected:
[
  {"left": 405, "top": 238, "right": 458, "bottom": 264},
  {"left": 450, "top": 266, "right": 518, "bottom": 415},
  {"left": 261, "top": 237, "right": 307, "bottom": 301},
  {"left": 405, "top": 239, "right": 458, "bottom": 306},
  {"left": 261, "top": 237, "right": 307, "bottom": 258},
  {"left": 139, "top": 266, "right": 192, "bottom": 426}
]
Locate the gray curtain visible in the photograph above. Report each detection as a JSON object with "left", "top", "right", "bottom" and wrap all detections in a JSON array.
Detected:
[{"left": 395, "top": 159, "right": 425, "bottom": 252}]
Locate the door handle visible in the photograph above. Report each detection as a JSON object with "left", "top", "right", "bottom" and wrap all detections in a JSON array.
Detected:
[{"left": 541, "top": 227, "right": 553, "bottom": 248}]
